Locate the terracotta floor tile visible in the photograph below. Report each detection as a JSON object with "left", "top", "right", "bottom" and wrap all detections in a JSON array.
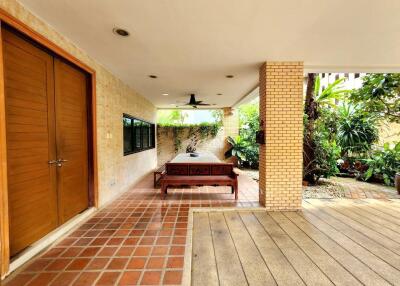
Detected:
[
  {"left": 166, "top": 257, "right": 184, "bottom": 269},
  {"left": 42, "top": 248, "right": 65, "bottom": 258},
  {"left": 96, "top": 272, "right": 121, "bottom": 286},
  {"left": 118, "top": 271, "right": 141, "bottom": 285},
  {"left": 107, "top": 258, "right": 129, "bottom": 270},
  {"left": 108, "top": 237, "right": 124, "bottom": 245},
  {"left": 4, "top": 273, "right": 35, "bottom": 286},
  {"left": 155, "top": 237, "right": 170, "bottom": 245},
  {"left": 49, "top": 272, "right": 79, "bottom": 286},
  {"left": 79, "top": 246, "right": 101, "bottom": 257},
  {"left": 116, "top": 246, "right": 135, "bottom": 256},
  {"left": 151, "top": 246, "right": 169, "bottom": 256},
  {"left": 3, "top": 174, "right": 261, "bottom": 286},
  {"left": 133, "top": 247, "right": 151, "bottom": 256},
  {"left": 87, "top": 258, "right": 110, "bottom": 270},
  {"left": 169, "top": 246, "right": 185, "bottom": 256},
  {"left": 127, "top": 258, "right": 147, "bottom": 269},
  {"left": 146, "top": 257, "right": 165, "bottom": 269},
  {"left": 74, "top": 238, "right": 93, "bottom": 246},
  {"left": 98, "top": 247, "right": 118, "bottom": 256},
  {"left": 172, "top": 237, "right": 186, "bottom": 245},
  {"left": 66, "top": 258, "right": 91, "bottom": 270},
  {"left": 163, "top": 271, "right": 183, "bottom": 285},
  {"left": 140, "top": 271, "right": 161, "bottom": 285},
  {"left": 124, "top": 237, "right": 140, "bottom": 246},
  {"left": 139, "top": 237, "right": 155, "bottom": 246},
  {"left": 27, "top": 273, "right": 57, "bottom": 286},
  {"left": 45, "top": 258, "right": 72, "bottom": 271},
  {"left": 24, "top": 259, "right": 51, "bottom": 272},
  {"left": 73, "top": 272, "right": 100, "bottom": 286},
  {"left": 61, "top": 247, "right": 83, "bottom": 257}
]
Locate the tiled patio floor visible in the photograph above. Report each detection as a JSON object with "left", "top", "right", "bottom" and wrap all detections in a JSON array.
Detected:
[
  {"left": 192, "top": 199, "right": 400, "bottom": 286},
  {"left": 4, "top": 171, "right": 259, "bottom": 286}
]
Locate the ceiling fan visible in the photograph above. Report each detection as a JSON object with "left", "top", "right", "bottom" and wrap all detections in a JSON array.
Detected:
[{"left": 181, "top": 94, "right": 214, "bottom": 108}]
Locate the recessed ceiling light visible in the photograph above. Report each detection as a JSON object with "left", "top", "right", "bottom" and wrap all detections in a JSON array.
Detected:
[
  {"left": 226, "top": 75, "right": 234, "bottom": 78},
  {"left": 217, "top": 93, "right": 222, "bottom": 95},
  {"left": 148, "top": 75, "right": 158, "bottom": 79},
  {"left": 113, "top": 27, "right": 130, "bottom": 37},
  {"left": 162, "top": 93, "right": 169, "bottom": 96}
]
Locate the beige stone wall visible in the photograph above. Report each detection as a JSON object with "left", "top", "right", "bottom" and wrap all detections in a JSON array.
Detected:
[
  {"left": 379, "top": 121, "right": 400, "bottom": 145},
  {"left": 157, "top": 127, "right": 225, "bottom": 166},
  {"left": 259, "top": 62, "right": 303, "bottom": 210},
  {"left": 0, "top": 0, "right": 157, "bottom": 206}
]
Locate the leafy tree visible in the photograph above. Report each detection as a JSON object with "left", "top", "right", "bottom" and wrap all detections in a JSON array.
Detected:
[
  {"left": 350, "top": 74, "right": 400, "bottom": 123},
  {"left": 303, "top": 74, "right": 348, "bottom": 184},
  {"left": 157, "top": 109, "right": 187, "bottom": 125}
]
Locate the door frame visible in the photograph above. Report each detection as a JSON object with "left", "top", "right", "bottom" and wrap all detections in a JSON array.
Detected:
[{"left": 0, "top": 8, "right": 98, "bottom": 277}]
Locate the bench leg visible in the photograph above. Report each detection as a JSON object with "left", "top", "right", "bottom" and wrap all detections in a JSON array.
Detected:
[
  {"left": 154, "top": 173, "right": 157, "bottom": 188},
  {"left": 231, "top": 186, "right": 234, "bottom": 194},
  {"left": 161, "top": 183, "right": 168, "bottom": 198},
  {"left": 234, "top": 181, "right": 238, "bottom": 200}
]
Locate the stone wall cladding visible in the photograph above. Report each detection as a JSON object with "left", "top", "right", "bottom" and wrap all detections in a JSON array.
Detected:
[
  {"left": 0, "top": 0, "right": 157, "bottom": 206},
  {"left": 157, "top": 128, "right": 225, "bottom": 166},
  {"left": 259, "top": 61, "right": 304, "bottom": 210}
]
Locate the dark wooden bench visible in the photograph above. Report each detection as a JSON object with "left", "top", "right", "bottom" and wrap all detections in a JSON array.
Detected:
[
  {"left": 160, "top": 162, "right": 239, "bottom": 199},
  {"left": 153, "top": 165, "right": 166, "bottom": 187}
]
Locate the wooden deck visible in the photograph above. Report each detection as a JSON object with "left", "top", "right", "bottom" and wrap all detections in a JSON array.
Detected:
[{"left": 191, "top": 199, "right": 400, "bottom": 286}]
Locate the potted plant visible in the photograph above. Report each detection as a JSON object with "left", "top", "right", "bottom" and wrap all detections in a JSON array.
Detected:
[{"left": 396, "top": 173, "right": 400, "bottom": 194}]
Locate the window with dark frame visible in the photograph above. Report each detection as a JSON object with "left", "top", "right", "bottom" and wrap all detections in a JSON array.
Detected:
[{"left": 123, "top": 114, "right": 155, "bottom": 155}]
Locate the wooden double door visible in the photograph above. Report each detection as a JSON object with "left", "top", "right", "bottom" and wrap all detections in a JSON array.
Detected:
[{"left": 3, "top": 27, "right": 90, "bottom": 256}]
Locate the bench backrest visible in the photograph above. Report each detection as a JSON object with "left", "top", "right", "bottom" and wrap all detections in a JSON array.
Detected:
[{"left": 165, "top": 162, "right": 234, "bottom": 176}]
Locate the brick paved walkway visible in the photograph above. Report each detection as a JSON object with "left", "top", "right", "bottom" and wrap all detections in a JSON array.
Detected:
[{"left": 331, "top": 177, "right": 400, "bottom": 200}]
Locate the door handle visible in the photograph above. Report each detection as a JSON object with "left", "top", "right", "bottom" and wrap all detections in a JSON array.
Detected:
[
  {"left": 56, "top": 159, "right": 68, "bottom": 167},
  {"left": 48, "top": 160, "right": 57, "bottom": 165}
]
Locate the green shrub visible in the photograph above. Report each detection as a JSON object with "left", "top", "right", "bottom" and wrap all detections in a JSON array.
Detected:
[
  {"left": 336, "top": 104, "right": 379, "bottom": 157},
  {"left": 225, "top": 136, "right": 259, "bottom": 168},
  {"left": 363, "top": 142, "right": 400, "bottom": 186}
]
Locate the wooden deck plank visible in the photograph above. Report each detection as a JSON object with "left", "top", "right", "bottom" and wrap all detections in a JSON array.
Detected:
[
  {"left": 300, "top": 206, "right": 400, "bottom": 285},
  {"left": 191, "top": 213, "right": 219, "bottom": 286},
  {"left": 239, "top": 212, "right": 305, "bottom": 286},
  {"left": 223, "top": 212, "right": 276, "bottom": 286},
  {"left": 284, "top": 211, "right": 391, "bottom": 286},
  {"left": 306, "top": 200, "right": 400, "bottom": 256},
  {"left": 341, "top": 201, "right": 400, "bottom": 231},
  {"left": 209, "top": 212, "right": 248, "bottom": 286},
  {"left": 323, "top": 200, "right": 400, "bottom": 244},
  {"left": 254, "top": 212, "right": 333, "bottom": 286},
  {"left": 304, "top": 202, "right": 400, "bottom": 270},
  {"left": 366, "top": 200, "right": 400, "bottom": 219},
  {"left": 356, "top": 201, "right": 400, "bottom": 225},
  {"left": 269, "top": 211, "right": 362, "bottom": 286}
]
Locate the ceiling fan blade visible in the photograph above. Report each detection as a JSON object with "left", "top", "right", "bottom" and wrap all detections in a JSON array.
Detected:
[{"left": 195, "top": 103, "right": 211, "bottom": 106}]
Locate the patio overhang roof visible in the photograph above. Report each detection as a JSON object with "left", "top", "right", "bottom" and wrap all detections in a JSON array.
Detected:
[{"left": 18, "top": 0, "right": 400, "bottom": 109}]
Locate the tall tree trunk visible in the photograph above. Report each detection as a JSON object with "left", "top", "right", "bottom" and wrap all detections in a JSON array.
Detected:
[{"left": 303, "top": 73, "right": 318, "bottom": 184}]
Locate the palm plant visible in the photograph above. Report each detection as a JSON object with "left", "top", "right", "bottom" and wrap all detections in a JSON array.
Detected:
[
  {"left": 336, "top": 103, "right": 379, "bottom": 157},
  {"left": 314, "top": 77, "right": 350, "bottom": 107}
]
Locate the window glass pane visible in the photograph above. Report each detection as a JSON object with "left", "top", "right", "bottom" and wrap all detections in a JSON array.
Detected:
[
  {"left": 142, "top": 122, "right": 149, "bottom": 148},
  {"left": 148, "top": 124, "right": 153, "bottom": 147},
  {"left": 123, "top": 117, "right": 133, "bottom": 153},
  {"left": 134, "top": 119, "right": 142, "bottom": 150}
]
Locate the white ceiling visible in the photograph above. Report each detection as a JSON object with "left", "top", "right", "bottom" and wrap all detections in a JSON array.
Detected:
[{"left": 18, "top": 0, "right": 400, "bottom": 108}]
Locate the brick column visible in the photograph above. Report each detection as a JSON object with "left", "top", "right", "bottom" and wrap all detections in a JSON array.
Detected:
[
  {"left": 222, "top": 107, "right": 239, "bottom": 139},
  {"left": 259, "top": 62, "right": 303, "bottom": 210}
]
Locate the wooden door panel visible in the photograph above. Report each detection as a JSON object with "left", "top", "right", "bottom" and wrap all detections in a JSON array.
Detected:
[
  {"left": 3, "top": 28, "right": 58, "bottom": 256},
  {"left": 54, "top": 59, "right": 89, "bottom": 224}
]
